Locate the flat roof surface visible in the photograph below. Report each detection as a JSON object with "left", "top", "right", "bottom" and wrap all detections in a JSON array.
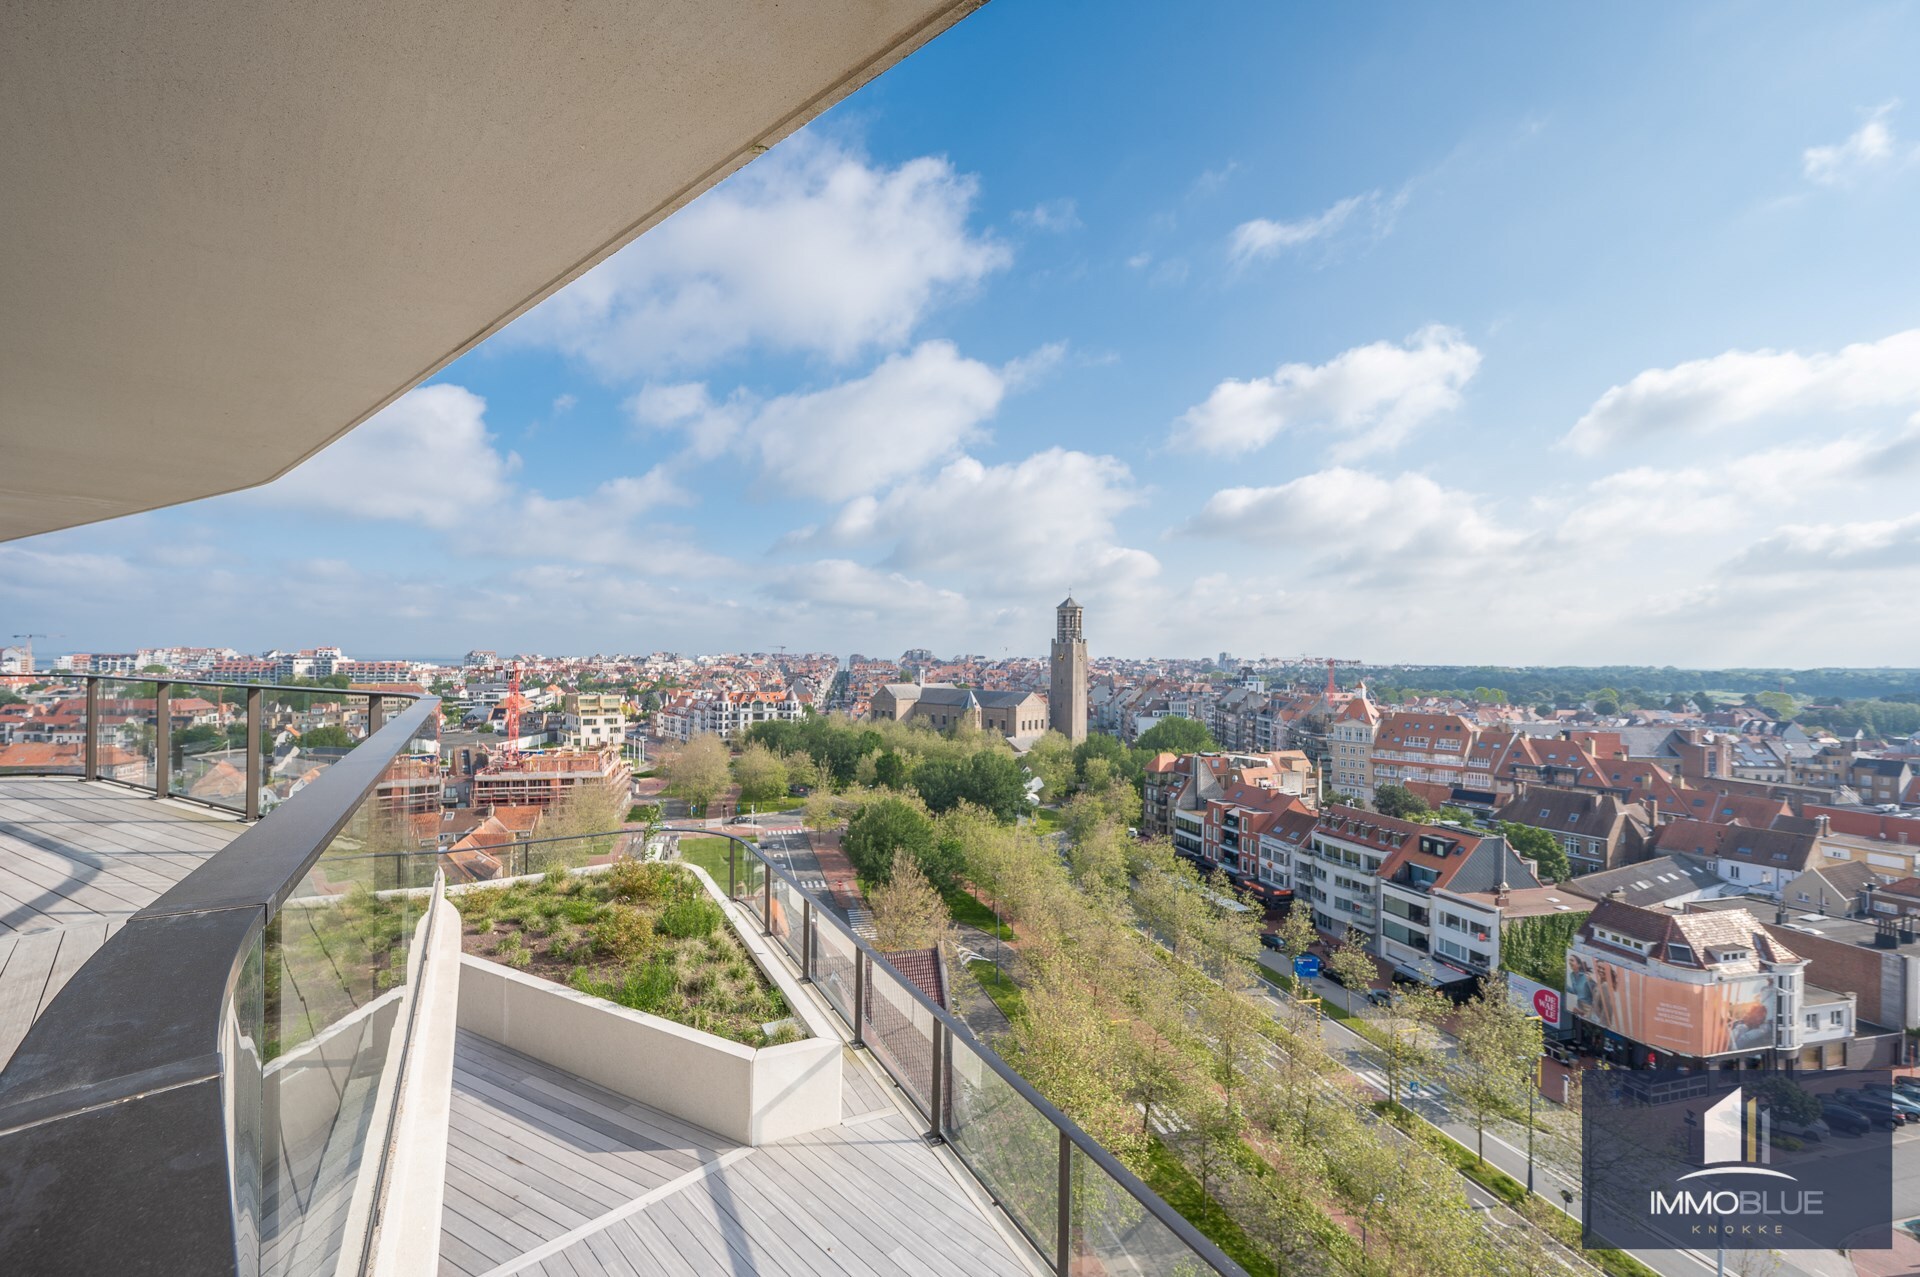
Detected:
[{"left": 441, "top": 1030, "right": 1038, "bottom": 1277}]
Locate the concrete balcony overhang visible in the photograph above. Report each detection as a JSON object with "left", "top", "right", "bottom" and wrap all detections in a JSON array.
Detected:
[{"left": 1, "top": 0, "right": 984, "bottom": 541}]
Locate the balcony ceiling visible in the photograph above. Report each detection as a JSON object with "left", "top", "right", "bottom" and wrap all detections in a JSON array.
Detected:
[{"left": 0, "top": 0, "right": 982, "bottom": 542}]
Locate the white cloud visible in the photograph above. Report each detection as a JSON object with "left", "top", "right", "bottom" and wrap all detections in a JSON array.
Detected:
[
  {"left": 258, "top": 384, "right": 519, "bottom": 528},
  {"left": 1229, "top": 187, "right": 1408, "bottom": 265},
  {"left": 1562, "top": 424, "right": 1920, "bottom": 540},
  {"left": 1013, "top": 198, "right": 1082, "bottom": 232},
  {"left": 1174, "top": 326, "right": 1481, "bottom": 458},
  {"left": 801, "top": 448, "right": 1157, "bottom": 591},
  {"left": 1564, "top": 328, "right": 1920, "bottom": 454},
  {"left": 1727, "top": 512, "right": 1920, "bottom": 575},
  {"left": 1230, "top": 194, "right": 1367, "bottom": 262},
  {"left": 1179, "top": 469, "right": 1522, "bottom": 579},
  {"left": 745, "top": 342, "right": 1005, "bottom": 502},
  {"left": 635, "top": 342, "right": 1005, "bottom": 503},
  {"left": 1803, "top": 102, "right": 1913, "bottom": 185},
  {"left": 510, "top": 134, "right": 1008, "bottom": 377},
  {"left": 781, "top": 559, "right": 970, "bottom": 619}
]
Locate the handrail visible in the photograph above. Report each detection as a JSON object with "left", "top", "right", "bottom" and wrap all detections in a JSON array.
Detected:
[
  {"left": 0, "top": 670, "right": 427, "bottom": 820},
  {"left": 1, "top": 669, "right": 428, "bottom": 700},
  {"left": 688, "top": 827, "right": 1250, "bottom": 1277},
  {"left": 0, "top": 696, "right": 441, "bottom": 1276},
  {"left": 311, "top": 821, "right": 1248, "bottom": 1273}
]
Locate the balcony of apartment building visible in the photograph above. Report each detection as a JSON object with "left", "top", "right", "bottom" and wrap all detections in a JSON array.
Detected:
[
  {"left": 1, "top": 6, "right": 1258, "bottom": 1272},
  {"left": 0, "top": 686, "right": 1242, "bottom": 1276}
]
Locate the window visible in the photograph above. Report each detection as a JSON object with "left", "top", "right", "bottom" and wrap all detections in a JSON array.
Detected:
[
  {"left": 1830, "top": 1010, "right": 1846, "bottom": 1026},
  {"left": 1667, "top": 943, "right": 1694, "bottom": 963}
]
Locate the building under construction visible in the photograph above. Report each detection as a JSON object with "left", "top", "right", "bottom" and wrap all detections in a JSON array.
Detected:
[{"left": 470, "top": 743, "right": 632, "bottom": 810}]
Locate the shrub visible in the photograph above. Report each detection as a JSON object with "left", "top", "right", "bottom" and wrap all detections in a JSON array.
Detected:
[
  {"left": 658, "top": 897, "right": 722, "bottom": 940},
  {"left": 593, "top": 907, "right": 655, "bottom": 962},
  {"left": 606, "top": 858, "right": 677, "bottom": 904}
]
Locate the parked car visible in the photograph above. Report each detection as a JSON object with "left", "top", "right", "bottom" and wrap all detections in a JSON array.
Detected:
[
  {"left": 1365, "top": 988, "right": 1397, "bottom": 1009},
  {"left": 1892, "top": 1075, "right": 1920, "bottom": 1095},
  {"left": 1858, "top": 1084, "right": 1920, "bottom": 1117},
  {"left": 787, "top": 784, "right": 812, "bottom": 798},
  {"left": 1819, "top": 1102, "right": 1871, "bottom": 1136},
  {"left": 1259, "top": 932, "right": 1284, "bottom": 952},
  {"left": 1830, "top": 1093, "right": 1903, "bottom": 1129}
]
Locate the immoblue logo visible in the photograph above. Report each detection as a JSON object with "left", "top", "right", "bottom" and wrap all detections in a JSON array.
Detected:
[{"left": 1679, "top": 1087, "right": 1794, "bottom": 1182}]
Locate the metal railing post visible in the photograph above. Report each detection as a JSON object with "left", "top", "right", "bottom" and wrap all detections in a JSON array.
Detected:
[
  {"left": 801, "top": 899, "right": 814, "bottom": 981},
  {"left": 928, "top": 1023, "right": 947, "bottom": 1144},
  {"left": 763, "top": 860, "right": 773, "bottom": 936},
  {"left": 244, "top": 686, "right": 263, "bottom": 821},
  {"left": 1056, "top": 1130, "right": 1072, "bottom": 1275},
  {"left": 82, "top": 677, "right": 99, "bottom": 781},
  {"left": 367, "top": 694, "right": 384, "bottom": 735},
  {"left": 728, "top": 837, "right": 736, "bottom": 898},
  {"left": 851, "top": 952, "right": 866, "bottom": 1048},
  {"left": 152, "top": 681, "right": 171, "bottom": 799}
]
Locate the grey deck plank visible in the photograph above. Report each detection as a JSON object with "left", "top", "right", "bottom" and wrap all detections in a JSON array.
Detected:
[
  {"left": 0, "top": 929, "right": 66, "bottom": 1066},
  {"left": 440, "top": 1025, "right": 1038, "bottom": 1277}
]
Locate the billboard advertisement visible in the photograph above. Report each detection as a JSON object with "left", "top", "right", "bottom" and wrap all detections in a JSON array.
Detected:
[
  {"left": 1565, "top": 952, "right": 1773, "bottom": 1058},
  {"left": 1505, "top": 972, "right": 1564, "bottom": 1029}
]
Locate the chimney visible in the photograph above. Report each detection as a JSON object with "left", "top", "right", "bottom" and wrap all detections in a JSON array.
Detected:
[{"left": 1814, "top": 813, "right": 1831, "bottom": 837}]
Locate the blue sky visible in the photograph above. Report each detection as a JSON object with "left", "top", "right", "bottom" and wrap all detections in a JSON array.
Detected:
[{"left": 7, "top": 2, "right": 1920, "bottom": 664}]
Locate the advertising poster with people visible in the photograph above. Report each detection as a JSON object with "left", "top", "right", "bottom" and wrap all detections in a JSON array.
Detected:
[{"left": 1564, "top": 954, "right": 1773, "bottom": 1057}]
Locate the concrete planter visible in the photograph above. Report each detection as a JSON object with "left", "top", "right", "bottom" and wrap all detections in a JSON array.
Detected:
[{"left": 456, "top": 955, "right": 841, "bottom": 1146}]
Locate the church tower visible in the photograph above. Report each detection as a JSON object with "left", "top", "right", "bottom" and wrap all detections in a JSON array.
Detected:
[{"left": 1049, "top": 595, "right": 1088, "bottom": 743}]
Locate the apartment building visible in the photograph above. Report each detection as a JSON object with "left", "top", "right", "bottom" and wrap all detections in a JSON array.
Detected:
[
  {"left": 1141, "top": 750, "right": 1313, "bottom": 843},
  {"left": 1652, "top": 819, "right": 1824, "bottom": 896},
  {"left": 1367, "top": 710, "right": 1480, "bottom": 795},
  {"left": 562, "top": 692, "right": 627, "bottom": 749},
  {"left": 1284, "top": 806, "right": 1557, "bottom": 988},
  {"left": 1492, "top": 786, "right": 1652, "bottom": 876},
  {"left": 471, "top": 744, "right": 632, "bottom": 810},
  {"left": 1567, "top": 900, "right": 1858, "bottom": 1070},
  {"left": 1327, "top": 695, "right": 1380, "bottom": 802}
]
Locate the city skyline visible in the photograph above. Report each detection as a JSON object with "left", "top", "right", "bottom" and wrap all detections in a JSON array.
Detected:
[{"left": 6, "top": 3, "right": 1920, "bottom": 664}]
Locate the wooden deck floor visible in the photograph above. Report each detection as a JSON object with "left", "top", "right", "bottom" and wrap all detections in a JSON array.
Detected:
[
  {"left": 441, "top": 1031, "right": 1040, "bottom": 1277},
  {"left": 0, "top": 776, "right": 242, "bottom": 1067}
]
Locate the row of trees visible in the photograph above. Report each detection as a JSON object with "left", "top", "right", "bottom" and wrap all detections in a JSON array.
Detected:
[{"left": 934, "top": 785, "right": 1566, "bottom": 1274}]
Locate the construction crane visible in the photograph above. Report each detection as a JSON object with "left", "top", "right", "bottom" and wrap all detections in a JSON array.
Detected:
[
  {"left": 500, "top": 659, "right": 522, "bottom": 760},
  {"left": 1293, "top": 655, "right": 1363, "bottom": 698},
  {"left": 9, "top": 633, "right": 61, "bottom": 675}
]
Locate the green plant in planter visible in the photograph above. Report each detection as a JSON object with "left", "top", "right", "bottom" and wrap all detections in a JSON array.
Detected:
[
  {"left": 594, "top": 907, "right": 655, "bottom": 962},
  {"left": 658, "top": 897, "right": 722, "bottom": 939}
]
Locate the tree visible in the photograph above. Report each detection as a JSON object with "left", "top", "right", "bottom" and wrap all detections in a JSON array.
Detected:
[
  {"left": 542, "top": 780, "right": 628, "bottom": 861},
  {"left": 1450, "top": 988, "right": 1543, "bottom": 1162},
  {"left": 731, "top": 742, "right": 788, "bottom": 805},
  {"left": 868, "top": 850, "right": 956, "bottom": 953},
  {"left": 1275, "top": 903, "right": 1318, "bottom": 966},
  {"left": 844, "top": 796, "right": 938, "bottom": 886},
  {"left": 873, "top": 750, "right": 909, "bottom": 790},
  {"left": 300, "top": 724, "right": 355, "bottom": 749},
  {"left": 1373, "top": 981, "right": 1449, "bottom": 1109},
  {"left": 1324, "top": 927, "right": 1377, "bottom": 1015},
  {"left": 665, "top": 733, "right": 731, "bottom": 814},
  {"left": 1022, "top": 731, "right": 1076, "bottom": 799},
  {"left": 910, "top": 757, "right": 967, "bottom": 813},
  {"left": 963, "top": 750, "right": 1029, "bottom": 821},
  {"left": 1132, "top": 716, "right": 1218, "bottom": 756},
  {"left": 1372, "top": 783, "right": 1432, "bottom": 822},
  {"left": 1499, "top": 821, "right": 1570, "bottom": 882}
]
